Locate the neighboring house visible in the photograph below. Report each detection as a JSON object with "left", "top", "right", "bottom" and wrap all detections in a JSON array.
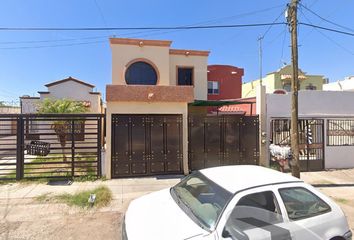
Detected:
[
  {"left": 242, "top": 65, "right": 326, "bottom": 98},
  {"left": 105, "top": 37, "right": 209, "bottom": 179},
  {"left": 323, "top": 76, "right": 354, "bottom": 91},
  {"left": 207, "top": 65, "right": 244, "bottom": 100},
  {"left": 19, "top": 77, "right": 103, "bottom": 152},
  {"left": 255, "top": 88, "right": 354, "bottom": 171},
  {"left": 20, "top": 77, "right": 103, "bottom": 114}
]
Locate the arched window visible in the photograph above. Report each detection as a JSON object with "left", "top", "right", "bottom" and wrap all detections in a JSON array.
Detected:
[{"left": 125, "top": 61, "right": 158, "bottom": 85}]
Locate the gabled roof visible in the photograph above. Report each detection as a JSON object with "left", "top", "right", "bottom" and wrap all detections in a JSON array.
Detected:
[
  {"left": 268, "top": 64, "right": 306, "bottom": 76},
  {"left": 45, "top": 77, "right": 95, "bottom": 88}
]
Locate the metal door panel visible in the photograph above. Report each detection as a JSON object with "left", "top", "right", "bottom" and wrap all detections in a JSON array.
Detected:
[
  {"left": 165, "top": 116, "right": 182, "bottom": 173},
  {"left": 188, "top": 116, "right": 206, "bottom": 170},
  {"left": 150, "top": 116, "right": 165, "bottom": 173},
  {"left": 167, "top": 161, "right": 181, "bottom": 172},
  {"left": 129, "top": 116, "right": 147, "bottom": 175},
  {"left": 114, "top": 163, "right": 130, "bottom": 176},
  {"left": 240, "top": 116, "right": 259, "bottom": 165},
  {"left": 223, "top": 116, "right": 241, "bottom": 165},
  {"left": 131, "top": 162, "right": 147, "bottom": 175},
  {"left": 150, "top": 162, "right": 165, "bottom": 173},
  {"left": 112, "top": 115, "right": 130, "bottom": 177},
  {"left": 205, "top": 117, "right": 222, "bottom": 167}
]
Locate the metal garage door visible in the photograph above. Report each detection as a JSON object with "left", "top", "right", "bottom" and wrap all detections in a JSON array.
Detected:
[
  {"left": 111, "top": 114, "right": 183, "bottom": 178},
  {"left": 188, "top": 115, "right": 259, "bottom": 171}
]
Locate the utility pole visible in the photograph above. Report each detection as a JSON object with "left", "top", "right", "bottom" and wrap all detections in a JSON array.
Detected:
[
  {"left": 258, "top": 36, "right": 263, "bottom": 85},
  {"left": 287, "top": 0, "right": 301, "bottom": 178}
]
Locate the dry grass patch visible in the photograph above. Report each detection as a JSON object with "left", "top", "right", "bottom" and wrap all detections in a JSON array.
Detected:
[{"left": 36, "top": 186, "right": 112, "bottom": 208}]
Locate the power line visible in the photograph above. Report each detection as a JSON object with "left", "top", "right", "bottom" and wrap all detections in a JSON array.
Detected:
[
  {"left": 0, "top": 35, "right": 110, "bottom": 45},
  {"left": 299, "top": 22, "right": 354, "bottom": 37},
  {"left": 260, "top": 6, "right": 287, "bottom": 39},
  {"left": 0, "top": 22, "right": 287, "bottom": 31},
  {"left": 93, "top": 0, "right": 109, "bottom": 28},
  {"left": 299, "top": 9, "right": 354, "bottom": 56},
  {"left": 299, "top": 2, "right": 354, "bottom": 33},
  {"left": 0, "top": 40, "right": 106, "bottom": 50},
  {"left": 280, "top": 24, "right": 288, "bottom": 67},
  {"left": 0, "top": 22, "right": 287, "bottom": 49},
  {"left": 0, "top": 4, "right": 286, "bottom": 46}
]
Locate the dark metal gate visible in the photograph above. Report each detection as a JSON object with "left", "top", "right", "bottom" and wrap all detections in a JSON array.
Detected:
[
  {"left": 188, "top": 115, "right": 259, "bottom": 171},
  {"left": 111, "top": 114, "right": 183, "bottom": 178},
  {"left": 0, "top": 114, "right": 104, "bottom": 181},
  {"left": 270, "top": 119, "right": 324, "bottom": 171}
]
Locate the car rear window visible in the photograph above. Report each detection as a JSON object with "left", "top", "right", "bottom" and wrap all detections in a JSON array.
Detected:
[{"left": 279, "top": 187, "right": 331, "bottom": 220}]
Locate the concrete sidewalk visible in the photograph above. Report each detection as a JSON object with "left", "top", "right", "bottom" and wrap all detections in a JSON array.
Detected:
[{"left": 0, "top": 176, "right": 181, "bottom": 210}]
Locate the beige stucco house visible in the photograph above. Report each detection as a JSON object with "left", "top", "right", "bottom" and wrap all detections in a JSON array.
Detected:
[
  {"left": 20, "top": 77, "right": 103, "bottom": 113},
  {"left": 105, "top": 37, "right": 209, "bottom": 179}
]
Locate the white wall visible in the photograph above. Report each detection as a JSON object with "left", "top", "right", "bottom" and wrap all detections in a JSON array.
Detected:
[
  {"left": 44, "top": 81, "right": 101, "bottom": 113},
  {"left": 21, "top": 98, "right": 39, "bottom": 114},
  {"left": 265, "top": 90, "right": 354, "bottom": 169},
  {"left": 323, "top": 77, "right": 354, "bottom": 91}
]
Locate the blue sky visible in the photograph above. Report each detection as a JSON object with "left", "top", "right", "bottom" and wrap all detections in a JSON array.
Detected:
[{"left": 0, "top": 0, "right": 353, "bottom": 102}]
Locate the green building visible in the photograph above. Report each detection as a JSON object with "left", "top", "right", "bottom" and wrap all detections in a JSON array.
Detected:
[{"left": 242, "top": 65, "right": 326, "bottom": 98}]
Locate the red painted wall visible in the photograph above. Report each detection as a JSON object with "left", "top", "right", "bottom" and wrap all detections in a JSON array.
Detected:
[{"left": 207, "top": 65, "right": 244, "bottom": 100}]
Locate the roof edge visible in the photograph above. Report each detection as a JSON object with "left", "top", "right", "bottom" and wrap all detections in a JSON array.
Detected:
[
  {"left": 110, "top": 38, "right": 172, "bottom": 47},
  {"left": 45, "top": 77, "right": 95, "bottom": 88}
]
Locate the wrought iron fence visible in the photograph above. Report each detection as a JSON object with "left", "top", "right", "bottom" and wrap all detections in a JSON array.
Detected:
[
  {"left": 327, "top": 119, "right": 354, "bottom": 146},
  {"left": 0, "top": 114, "right": 104, "bottom": 181}
]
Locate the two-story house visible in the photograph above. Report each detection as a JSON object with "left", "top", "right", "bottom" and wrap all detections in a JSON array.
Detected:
[
  {"left": 105, "top": 37, "right": 209, "bottom": 179},
  {"left": 207, "top": 64, "right": 244, "bottom": 100},
  {"left": 242, "top": 64, "right": 326, "bottom": 98}
]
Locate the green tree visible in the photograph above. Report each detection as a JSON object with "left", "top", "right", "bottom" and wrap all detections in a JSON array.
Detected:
[{"left": 38, "top": 99, "right": 87, "bottom": 161}]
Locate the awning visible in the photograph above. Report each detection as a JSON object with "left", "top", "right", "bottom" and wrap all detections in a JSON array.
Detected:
[{"left": 189, "top": 100, "right": 255, "bottom": 107}]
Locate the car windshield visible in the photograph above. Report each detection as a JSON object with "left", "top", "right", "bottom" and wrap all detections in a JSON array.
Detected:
[{"left": 171, "top": 171, "right": 232, "bottom": 230}]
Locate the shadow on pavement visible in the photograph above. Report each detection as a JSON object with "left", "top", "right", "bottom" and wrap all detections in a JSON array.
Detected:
[{"left": 313, "top": 183, "right": 354, "bottom": 188}]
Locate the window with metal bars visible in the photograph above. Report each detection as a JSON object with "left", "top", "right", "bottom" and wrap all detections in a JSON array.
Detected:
[{"left": 327, "top": 119, "right": 354, "bottom": 146}]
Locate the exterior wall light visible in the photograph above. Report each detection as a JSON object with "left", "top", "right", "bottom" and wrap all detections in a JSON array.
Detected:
[{"left": 148, "top": 93, "right": 154, "bottom": 99}]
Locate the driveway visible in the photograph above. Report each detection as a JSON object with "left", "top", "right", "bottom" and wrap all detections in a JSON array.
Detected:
[{"left": 0, "top": 169, "right": 353, "bottom": 239}]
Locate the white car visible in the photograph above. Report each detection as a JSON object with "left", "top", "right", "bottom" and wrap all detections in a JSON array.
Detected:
[{"left": 122, "top": 165, "right": 352, "bottom": 240}]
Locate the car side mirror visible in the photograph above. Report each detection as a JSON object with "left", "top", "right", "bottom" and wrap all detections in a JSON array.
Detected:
[{"left": 222, "top": 228, "right": 232, "bottom": 238}]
